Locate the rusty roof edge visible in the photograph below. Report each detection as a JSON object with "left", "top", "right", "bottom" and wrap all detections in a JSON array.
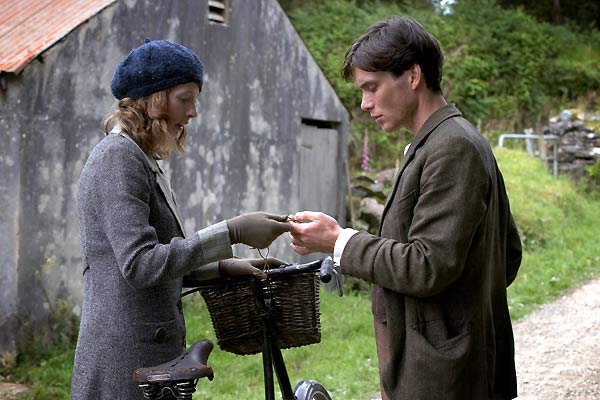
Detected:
[{"left": 0, "top": 0, "right": 118, "bottom": 75}]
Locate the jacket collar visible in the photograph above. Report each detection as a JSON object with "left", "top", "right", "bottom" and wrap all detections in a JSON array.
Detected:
[
  {"left": 109, "top": 125, "right": 187, "bottom": 237},
  {"left": 403, "top": 104, "right": 462, "bottom": 160},
  {"left": 378, "top": 104, "right": 462, "bottom": 233}
]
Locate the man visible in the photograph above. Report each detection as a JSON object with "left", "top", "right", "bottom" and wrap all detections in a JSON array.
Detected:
[{"left": 289, "top": 17, "right": 522, "bottom": 400}]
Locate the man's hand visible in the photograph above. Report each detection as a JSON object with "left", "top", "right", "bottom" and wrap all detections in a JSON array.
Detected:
[
  {"left": 218, "top": 257, "right": 287, "bottom": 279},
  {"left": 226, "top": 212, "right": 290, "bottom": 249},
  {"left": 288, "top": 211, "right": 342, "bottom": 255}
]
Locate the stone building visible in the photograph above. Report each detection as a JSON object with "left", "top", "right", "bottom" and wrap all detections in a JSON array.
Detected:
[{"left": 0, "top": 0, "right": 348, "bottom": 357}]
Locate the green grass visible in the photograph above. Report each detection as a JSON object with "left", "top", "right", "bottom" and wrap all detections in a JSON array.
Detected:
[
  {"left": 3, "top": 343, "right": 74, "bottom": 400},
  {"left": 183, "top": 289, "right": 379, "bottom": 400},
  {"left": 496, "top": 148, "right": 600, "bottom": 320},
  {"left": 5, "top": 148, "right": 600, "bottom": 399}
]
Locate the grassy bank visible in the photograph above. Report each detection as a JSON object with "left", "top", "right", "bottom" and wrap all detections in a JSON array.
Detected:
[
  {"left": 497, "top": 148, "right": 600, "bottom": 320},
  {"left": 4, "top": 149, "right": 600, "bottom": 399}
]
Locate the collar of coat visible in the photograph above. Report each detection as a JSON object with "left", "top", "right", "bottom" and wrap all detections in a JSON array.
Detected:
[
  {"left": 378, "top": 104, "right": 463, "bottom": 231},
  {"left": 404, "top": 104, "right": 462, "bottom": 160},
  {"left": 108, "top": 124, "right": 188, "bottom": 238}
]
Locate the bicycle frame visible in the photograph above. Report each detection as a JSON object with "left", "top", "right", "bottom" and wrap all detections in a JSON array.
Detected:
[
  {"left": 254, "top": 275, "right": 296, "bottom": 400},
  {"left": 137, "top": 257, "right": 342, "bottom": 400},
  {"left": 252, "top": 257, "right": 342, "bottom": 400}
]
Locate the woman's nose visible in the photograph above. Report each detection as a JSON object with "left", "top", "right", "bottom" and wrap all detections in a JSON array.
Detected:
[{"left": 188, "top": 105, "right": 198, "bottom": 118}]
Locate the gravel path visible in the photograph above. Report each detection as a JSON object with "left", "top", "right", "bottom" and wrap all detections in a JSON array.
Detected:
[
  {"left": 369, "top": 274, "right": 600, "bottom": 400},
  {"left": 514, "top": 275, "right": 600, "bottom": 399}
]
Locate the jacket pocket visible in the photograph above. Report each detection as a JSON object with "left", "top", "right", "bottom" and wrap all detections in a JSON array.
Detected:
[
  {"left": 404, "top": 319, "right": 473, "bottom": 396},
  {"left": 413, "top": 318, "right": 472, "bottom": 351}
]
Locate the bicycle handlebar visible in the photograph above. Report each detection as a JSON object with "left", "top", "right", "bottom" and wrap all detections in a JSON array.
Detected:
[
  {"left": 319, "top": 257, "right": 335, "bottom": 284},
  {"left": 265, "top": 258, "right": 324, "bottom": 279},
  {"left": 182, "top": 257, "right": 343, "bottom": 297},
  {"left": 321, "top": 257, "right": 344, "bottom": 297}
]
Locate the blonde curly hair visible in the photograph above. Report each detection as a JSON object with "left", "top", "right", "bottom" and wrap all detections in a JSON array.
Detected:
[{"left": 102, "top": 89, "right": 187, "bottom": 159}]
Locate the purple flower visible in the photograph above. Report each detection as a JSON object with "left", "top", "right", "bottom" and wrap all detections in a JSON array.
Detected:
[{"left": 361, "top": 139, "right": 370, "bottom": 172}]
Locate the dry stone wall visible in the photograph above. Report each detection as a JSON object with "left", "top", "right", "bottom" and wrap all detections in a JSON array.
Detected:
[{"left": 544, "top": 112, "right": 600, "bottom": 180}]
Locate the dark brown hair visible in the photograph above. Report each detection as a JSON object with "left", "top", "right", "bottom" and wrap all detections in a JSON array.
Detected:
[{"left": 342, "top": 17, "right": 444, "bottom": 93}]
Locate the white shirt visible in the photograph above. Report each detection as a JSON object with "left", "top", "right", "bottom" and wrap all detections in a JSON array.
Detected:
[
  {"left": 334, "top": 141, "right": 411, "bottom": 266},
  {"left": 333, "top": 228, "right": 359, "bottom": 266}
]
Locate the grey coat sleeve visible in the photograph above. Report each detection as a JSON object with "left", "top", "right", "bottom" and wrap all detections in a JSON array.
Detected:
[{"left": 80, "top": 137, "right": 232, "bottom": 289}]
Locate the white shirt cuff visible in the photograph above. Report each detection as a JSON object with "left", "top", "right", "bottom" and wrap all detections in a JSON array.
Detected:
[{"left": 333, "top": 228, "right": 359, "bottom": 266}]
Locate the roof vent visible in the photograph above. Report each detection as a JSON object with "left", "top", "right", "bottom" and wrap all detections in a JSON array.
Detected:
[{"left": 208, "top": 0, "right": 228, "bottom": 24}]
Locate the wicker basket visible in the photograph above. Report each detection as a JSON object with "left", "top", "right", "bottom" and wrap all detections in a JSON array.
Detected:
[{"left": 200, "top": 273, "right": 321, "bottom": 355}]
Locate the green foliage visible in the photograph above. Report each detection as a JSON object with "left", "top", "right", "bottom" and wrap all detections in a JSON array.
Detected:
[
  {"left": 583, "top": 157, "right": 600, "bottom": 195},
  {"left": 495, "top": 148, "right": 600, "bottom": 319},
  {"left": 430, "top": 0, "right": 600, "bottom": 131},
  {"left": 287, "top": 1, "right": 395, "bottom": 108},
  {"left": 494, "top": 147, "right": 582, "bottom": 251},
  {"left": 496, "top": 0, "right": 600, "bottom": 31},
  {"left": 46, "top": 299, "right": 80, "bottom": 347},
  {"left": 548, "top": 26, "right": 600, "bottom": 100},
  {"left": 9, "top": 343, "right": 75, "bottom": 399},
  {"left": 348, "top": 115, "right": 413, "bottom": 171},
  {"left": 286, "top": 0, "right": 600, "bottom": 171}
]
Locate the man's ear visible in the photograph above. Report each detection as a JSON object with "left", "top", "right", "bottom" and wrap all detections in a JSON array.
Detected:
[{"left": 409, "top": 64, "right": 422, "bottom": 90}]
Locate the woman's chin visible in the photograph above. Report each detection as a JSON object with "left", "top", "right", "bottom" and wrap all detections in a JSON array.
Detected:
[{"left": 169, "top": 124, "right": 183, "bottom": 135}]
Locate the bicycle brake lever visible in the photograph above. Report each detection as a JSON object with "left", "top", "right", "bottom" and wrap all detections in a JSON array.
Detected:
[
  {"left": 333, "top": 264, "right": 343, "bottom": 297},
  {"left": 320, "top": 257, "right": 343, "bottom": 297}
]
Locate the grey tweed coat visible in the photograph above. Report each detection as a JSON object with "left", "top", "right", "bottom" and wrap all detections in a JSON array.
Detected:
[{"left": 70, "top": 131, "right": 232, "bottom": 399}]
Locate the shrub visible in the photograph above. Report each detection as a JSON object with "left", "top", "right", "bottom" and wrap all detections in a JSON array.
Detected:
[{"left": 286, "top": 0, "right": 600, "bottom": 172}]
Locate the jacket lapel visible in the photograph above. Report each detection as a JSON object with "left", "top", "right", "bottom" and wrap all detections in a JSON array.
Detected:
[
  {"left": 378, "top": 105, "right": 463, "bottom": 235},
  {"left": 152, "top": 162, "right": 188, "bottom": 238},
  {"left": 110, "top": 126, "right": 188, "bottom": 238}
]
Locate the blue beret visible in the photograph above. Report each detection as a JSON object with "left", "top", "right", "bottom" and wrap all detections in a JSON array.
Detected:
[{"left": 111, "top": 40, "right": 204, "bottom": 100}]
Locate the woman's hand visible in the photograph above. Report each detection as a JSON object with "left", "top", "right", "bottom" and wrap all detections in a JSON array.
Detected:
[
  {"left": 226, "top": 212, "right": 290, "bottom": 249},
  {"left": 218, "top": 257, "right": 287, "bottom": 279}
]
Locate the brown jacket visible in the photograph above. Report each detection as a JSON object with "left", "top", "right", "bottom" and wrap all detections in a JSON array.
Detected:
[{"left": 342, "top": 105, "right": 522, "bottom": 399}]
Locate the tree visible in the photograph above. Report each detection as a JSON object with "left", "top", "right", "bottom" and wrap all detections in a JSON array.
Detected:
[{"left": 496, "top": 0, "right": 600, "bottom": 30}]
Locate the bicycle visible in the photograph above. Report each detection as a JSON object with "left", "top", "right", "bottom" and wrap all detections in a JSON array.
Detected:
[{"left": 133, "top": 256, "right": 343, "bottom": 399}]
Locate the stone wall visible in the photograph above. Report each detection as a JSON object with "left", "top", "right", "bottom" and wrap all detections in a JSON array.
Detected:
[
  {"left": 544, "top": 112, "right": 600, "bottom": 180},
  {"left": 0, "top": 0, "right": 348, "bottom": 356}
]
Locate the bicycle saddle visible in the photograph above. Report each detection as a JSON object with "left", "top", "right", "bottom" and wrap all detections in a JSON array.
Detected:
[{"left": 132, "top": 339, "right": 215, "bottom": 383}]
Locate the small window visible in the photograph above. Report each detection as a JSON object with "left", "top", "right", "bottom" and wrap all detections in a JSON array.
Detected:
[{"left": 208, "top": 0, "right": 228, "bottom": 24}]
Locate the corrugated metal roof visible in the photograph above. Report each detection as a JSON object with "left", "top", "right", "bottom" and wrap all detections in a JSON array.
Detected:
[{"left": 0, "top": 0, "right": 117, "bottom": 74}]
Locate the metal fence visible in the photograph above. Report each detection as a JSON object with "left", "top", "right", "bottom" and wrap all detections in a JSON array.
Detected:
[{"left": 498, "top": 133, "right": 558, "bottom": 177}]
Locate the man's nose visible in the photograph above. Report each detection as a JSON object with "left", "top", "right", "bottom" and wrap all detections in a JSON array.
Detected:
[{"left": 361, "top": 95, "right": 373, "bottom": 111}]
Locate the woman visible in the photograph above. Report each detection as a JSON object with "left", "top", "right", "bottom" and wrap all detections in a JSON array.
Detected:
[{"left": 70, "top": 39, "right": 289, "bottom": 399}]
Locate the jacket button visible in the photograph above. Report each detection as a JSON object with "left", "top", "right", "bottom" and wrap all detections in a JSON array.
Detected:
[{"left": 153, "top": 327, "right": 168, "bottom": 343}]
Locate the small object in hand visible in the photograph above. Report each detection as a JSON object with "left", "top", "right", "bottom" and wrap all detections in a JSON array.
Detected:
[
  {"left": 256, "top": 247, "right": 270, "bottom": 274},
  {"left": 286, "top": 214, "right": 309, "bottom": 223}
]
